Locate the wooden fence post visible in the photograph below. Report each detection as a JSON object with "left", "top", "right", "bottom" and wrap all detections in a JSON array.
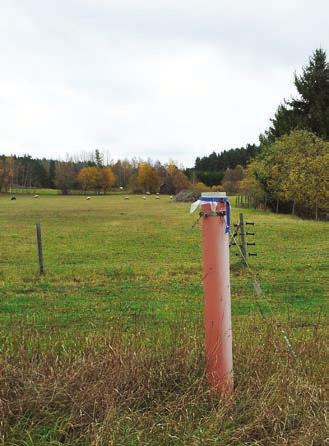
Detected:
[
  {"left": 36, "top": 223, "right": 45, "bottom": 274},
  {"left": 239, "top": 213, "right": 247, "bottom": 259}
]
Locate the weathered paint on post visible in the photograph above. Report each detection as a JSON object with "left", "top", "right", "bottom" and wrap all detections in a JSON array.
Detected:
[{"left": 201, "top": 192, "right": 233, "bottom": 394}]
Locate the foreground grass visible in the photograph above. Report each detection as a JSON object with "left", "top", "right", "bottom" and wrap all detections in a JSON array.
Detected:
[
  {"left": 0, "top": 194, "right": 328, "bottom": 444},
  {"left": 1, "top": 322, "right": 327, "bottom": 445}
]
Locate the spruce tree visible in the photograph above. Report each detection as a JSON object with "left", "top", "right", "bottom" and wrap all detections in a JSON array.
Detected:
[
  {"left": 263, "top": 104, "right": 300, "bottom": 144},
  {"left": 263, "top": 48, "right": 329, "bottom": 142},
  {"left": 289, "top": 48, "right": 329, "bottom": 138},
  {"left": 95, "top": 149, "right": 103, "bottom": 167}
]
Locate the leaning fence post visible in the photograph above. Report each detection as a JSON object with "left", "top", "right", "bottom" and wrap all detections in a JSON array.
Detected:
[
  {"left": 200, "top": 192, "right": 233, "bottom": 395},
  {"left": 239, "top": 213, "right": 247, "bottom": 259},
  {"left": 36, "top": 223, "right": 45, "bottom": 274}
]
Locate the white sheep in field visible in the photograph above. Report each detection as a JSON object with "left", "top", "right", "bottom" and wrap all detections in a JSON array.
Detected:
[
  {"left": 33, "top": 195, "right": 39, "bottom": 198},
  {"left": 170, "top": 195, "right": 173, "bottom": 199},
  {"left": 86, "top": 196, "right": 91, "bottom": 200},
  {"left": 124, "top": 196, "right": 129, "bottom": 200},
  {"left": 142, "top": 196, "right": 146, "bottom": 199},
  {"left": 156, "top": 196, "right": 160, "bottom": 200}
]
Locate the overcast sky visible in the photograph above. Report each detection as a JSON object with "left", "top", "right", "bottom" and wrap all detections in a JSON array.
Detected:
[{"left": 0, "top": 0, "right": 328, "bottom": 166}]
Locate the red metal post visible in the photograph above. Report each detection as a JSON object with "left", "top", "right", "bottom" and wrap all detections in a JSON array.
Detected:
[{"left": 201, "top": 192, "right": 233, "bottom": 394}]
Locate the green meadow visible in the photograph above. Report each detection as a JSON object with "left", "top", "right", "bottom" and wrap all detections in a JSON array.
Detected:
[
  {"left": 0, "top": 194, "right": 327, "bottom": 334},
  {"left": 0, "top": 194, "right": 328, "bottom": 445}
]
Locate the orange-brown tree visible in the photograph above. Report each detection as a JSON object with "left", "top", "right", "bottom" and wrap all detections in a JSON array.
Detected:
[
  {"left": 78, "top": 167, "right": 98, "bottom": 192},
  {"left": 137, "top": 163, "right": 160, "bottom": 193},
  {"left": 0, "top": 157, "right": 15, "bottom": 192},
  {"left": 78, "top": 166, "right": 116, "bottom": 194},
  {"left": 98, "top": 167, "right": 116, "bottom": 193}
]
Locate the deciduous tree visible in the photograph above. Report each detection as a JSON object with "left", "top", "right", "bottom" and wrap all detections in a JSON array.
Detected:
[
  {"left": 55, "top": 161, "right": 76, "bottom": 195},
  {"left": 137, "top": 163, "right": 160, "bottom": 193},
  {"left": 0, "top": 157, "right": 15, "bottom": 192},
  {"left": 247, "top": 130, "right": 329, "bottom": 218},
  {"left": 98, "top": 167, "right": 116, "bottom": 193},
  {"left": 78, "top": 167, "right": 98, "bottom": 192}
]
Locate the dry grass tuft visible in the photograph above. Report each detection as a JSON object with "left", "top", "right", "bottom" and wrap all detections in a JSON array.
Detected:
[{"left": 0, "top": 319, "right": 328, "bottom": 445}]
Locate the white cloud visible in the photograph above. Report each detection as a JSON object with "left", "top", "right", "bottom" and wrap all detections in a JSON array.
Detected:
[{"left": 1, "top": 0, "right": 329, "bottom": 166}]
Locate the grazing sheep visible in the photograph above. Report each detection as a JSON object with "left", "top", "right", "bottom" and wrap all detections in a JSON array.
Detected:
[
  {"left": 156, "top": 196, "right": 160, "bottom": 200},
  {"left": 119, "top": 186, "right": 123, "bottom": 190},
  {"left": 11, "top": 196, "right": 16, "bottom": 201},
  {"left": 124, "top": 196, "right": 129, "bottom": 200},
  {"left": 142, "top": 196, "right": 146, "bottom": 199},
  {"left": 86, "top": 196, "right": 91, "bottom": 200},
  {"left": 33, "top": 195, "right": 39, "bottom": 198},
  {"left": 156, "top": 192, "right": 160, "bottom": 195},
  {"left": 146, "top": 191, "right": 151, "bottom": 195},
  {"left": 170, "top": 195, "right": 173, "bottom": 199}
]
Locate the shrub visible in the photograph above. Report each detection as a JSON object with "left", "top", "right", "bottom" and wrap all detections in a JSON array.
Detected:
[{"left": 192, "top": 182, "right": 211, "bottom": 197}]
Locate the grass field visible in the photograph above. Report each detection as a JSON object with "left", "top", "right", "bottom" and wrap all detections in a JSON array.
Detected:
[
  {"left": 0, "top": 194, "right": 328, "bottom": 445},
  {"left": 8, "top": 188, "right": 61, "bottom": 195}
]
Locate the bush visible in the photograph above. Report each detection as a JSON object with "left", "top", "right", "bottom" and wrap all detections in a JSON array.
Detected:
[
  {"left": 211, "top": 185, "right": 224, "bottom": 192},
  {"left": 192, "top": 182, "right": 211, "bottom": 197}
]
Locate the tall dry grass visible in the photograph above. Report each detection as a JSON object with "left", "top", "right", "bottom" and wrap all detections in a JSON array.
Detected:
[{"left": 0, "top": 318, "right": 328, "bottom": 445}]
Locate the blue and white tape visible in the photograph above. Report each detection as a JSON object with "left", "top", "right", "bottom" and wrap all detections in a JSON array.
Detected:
[{"left": 190, "top": 195, "right": 230, "bottom": 233}]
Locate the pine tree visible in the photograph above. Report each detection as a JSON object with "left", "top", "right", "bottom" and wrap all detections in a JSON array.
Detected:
[
  {"left": 262, "top": 104, "right": 300, "bottom": 144},
  {"left": 289, "top": 48, "right": 329, "bottom": 138},
  {"left": 95, "top": 149, "right": 103, "bottom": 167},
  {"left": 264, "top": 48, "right": 329, "bottom": 142}
]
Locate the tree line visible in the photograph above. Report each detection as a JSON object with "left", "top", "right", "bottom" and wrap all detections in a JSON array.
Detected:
[
  {"left": 0, "top": 150, "right": 192, "bottom": 195},
  {"left": 192, "top": 144, "right": 259, "bottom": 186}
]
